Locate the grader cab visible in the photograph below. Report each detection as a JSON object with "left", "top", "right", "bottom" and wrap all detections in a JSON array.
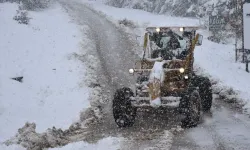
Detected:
[{"left": 112, "top": 26, "right": 212, "bottom": 128}]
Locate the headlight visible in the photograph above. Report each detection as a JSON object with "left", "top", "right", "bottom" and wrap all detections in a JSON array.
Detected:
[
  {"left": 179, "top": 68, "right": 185, "bottom": 73},
  {"left": 156, "top": 27, "right": 160, "bottom": 32},
  {"left": 129, "top": 69, "right": 134, "bottom": 74},
  {"left": 184, "top": 75, "right": 188, "bottom": 80}
]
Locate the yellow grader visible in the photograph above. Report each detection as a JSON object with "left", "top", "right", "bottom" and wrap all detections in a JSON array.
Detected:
[{"left": 112, "top": 26, "right": 212, "bottom": 128}]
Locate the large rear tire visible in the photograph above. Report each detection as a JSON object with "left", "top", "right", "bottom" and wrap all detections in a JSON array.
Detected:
[
  {"left": 181, "top": 89, "right": 202, "bottom": 128},
  {"left": 113, "top": 87, "right": 136, "bottom": 128},
  {"left": 193, "top": 76, "right": 213, "bottom": 112}
]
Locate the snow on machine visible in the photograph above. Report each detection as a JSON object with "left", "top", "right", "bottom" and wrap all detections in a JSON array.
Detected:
[{"left": 112, "top": 26, "right": 213, "bottom": 128}]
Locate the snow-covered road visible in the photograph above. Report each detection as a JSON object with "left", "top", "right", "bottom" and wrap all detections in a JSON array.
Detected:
[{"left": 62, "top": 0, "right": 137, "bottom": 90}]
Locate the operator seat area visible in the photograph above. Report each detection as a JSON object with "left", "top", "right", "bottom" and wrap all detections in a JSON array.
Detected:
[{"left": 150, "top": 31, "right": 189, "bottom": 60}]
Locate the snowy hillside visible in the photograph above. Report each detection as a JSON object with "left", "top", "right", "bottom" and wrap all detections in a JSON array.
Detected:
[{"left": 0, "top": 1, "right": 91, "bottom": 148}]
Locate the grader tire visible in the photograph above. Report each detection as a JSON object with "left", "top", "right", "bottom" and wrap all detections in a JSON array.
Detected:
[
  {"left": 181, "top": 89, "right": 202, "bottom": 128},
  {"left": 113, "top": 87, "right": 136, "bottom": 128}
]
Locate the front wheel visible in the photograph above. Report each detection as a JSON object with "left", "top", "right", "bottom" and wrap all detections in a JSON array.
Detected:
[
  {"left": 113, "top": 87, "right": 136, "bottom": 128},
  {"left": 181, "top": 89, "right": 202, "bottom": 128}
]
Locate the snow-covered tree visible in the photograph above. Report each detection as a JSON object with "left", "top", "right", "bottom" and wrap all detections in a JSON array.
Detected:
[{"left": 20, "top": 0, "right": 50, "bottom": 10}]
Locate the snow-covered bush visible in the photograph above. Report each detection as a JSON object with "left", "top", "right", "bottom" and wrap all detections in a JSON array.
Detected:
[
  {"left": 13, "top": 6, "right": 30, "bottom": 24},
  {"left": 118, "top": 18, "right": 136, "bottom": 28},
  {"left": 20, "top": 0, "right": 51, "bottom": 11}
]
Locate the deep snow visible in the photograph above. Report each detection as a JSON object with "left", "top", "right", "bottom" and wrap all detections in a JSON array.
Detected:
[
  {"left": 84, "top": 0, "right": 250, "bottom": 114},
  {"left": 0, "top": 2, "right": 90, "bottom": 145}
]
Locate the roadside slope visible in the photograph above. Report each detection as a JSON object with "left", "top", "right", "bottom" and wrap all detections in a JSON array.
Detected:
[{"left": 0, "top": 1, "right": 90, "bottom": 146}]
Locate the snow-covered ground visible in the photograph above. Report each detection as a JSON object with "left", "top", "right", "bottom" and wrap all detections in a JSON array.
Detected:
[
  {"left": 49, "top": 137, "right": 122, "bottom": 150},
  {"left": 84, "top": 0, "right": 250, "bottom": 114},
  {"left": 0, "top": 2, "right": 90, "bottom": 146}
]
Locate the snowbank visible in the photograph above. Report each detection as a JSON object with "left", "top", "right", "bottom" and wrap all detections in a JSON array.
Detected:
[
  {"left": 83, "top": 1, "right": 250, "bottom": 114},
  {"left": 0, "top": 2, "right": 90, "bottom": 144}
]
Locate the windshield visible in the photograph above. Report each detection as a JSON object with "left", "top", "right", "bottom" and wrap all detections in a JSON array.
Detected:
[{"left": 149, "top": 30, "right": 188, "bottom": 60}]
